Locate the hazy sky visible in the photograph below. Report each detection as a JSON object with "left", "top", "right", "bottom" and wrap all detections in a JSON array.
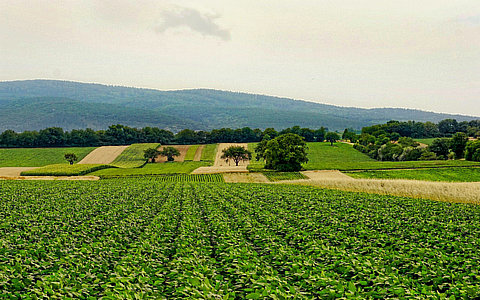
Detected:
[{"left": 1, "top": 1, "right": 479, "bottom": 116}]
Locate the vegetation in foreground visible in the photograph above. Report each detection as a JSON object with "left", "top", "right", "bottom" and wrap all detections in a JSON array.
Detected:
[
  {"left": 0, "top": 147, "right": 95, "bottom": 167},
  {"left": 90, "top": 161, "right": 210, "bottom": 177},
  {"left": 347, "top": 167, "right": 480, "bottom": 182},
  {"left": 20, "top": 164, "right": 113, "bottom": 176},
  {"left": 111, "top": 143, "right": 160, "bottom": 168},
  {"left": 0, "top": 179, "right": 479, "bottom": 298}
]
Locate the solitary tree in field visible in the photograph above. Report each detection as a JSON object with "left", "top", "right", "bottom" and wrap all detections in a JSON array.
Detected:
[
  {"left": 221, "top": 146, "right": 252, "bottom": 166},
  {"left": 262, "top": 133, "right": 308, "bottom": 171},
  {"left": 160, "top": 147, "right": 181, "bottom": 162},
  {"left": 143, "top": 148, "right": 161, "bottom": 163},
  {"left": 64, "top": 153, "right": 78, "bottom": 165},
  {"left": 325, "top": 132, "right": 340, "bottom": 146}
]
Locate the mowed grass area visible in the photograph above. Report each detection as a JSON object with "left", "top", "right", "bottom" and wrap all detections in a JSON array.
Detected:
[
  {"left": 347, "top": 167, "right": 480, "bottom": 182},
  {"left": 20, "top": 164, "right": 113, "bottom": 176},
  {"left": 184, "top": 145, "right": 199, "bottom": 161},
  {"left": 110, "top": 143, "right": 160, "bottom": 168},
  {"left": 0, "top": 147, "right": 96, "bottom": 167},
  {"left": 200, "top": 144, "right": 218, "bottom": 161},
  {"left": 415, "top": 138, "right": 437, "bottom": 146},
  {"left": 90, "top": 161, "right": 211, "bottom": 177}
]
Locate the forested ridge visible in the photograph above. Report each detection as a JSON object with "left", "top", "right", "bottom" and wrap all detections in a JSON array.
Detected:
[{"left": 0, "top": 79, "right": 476, "bottom": 132}]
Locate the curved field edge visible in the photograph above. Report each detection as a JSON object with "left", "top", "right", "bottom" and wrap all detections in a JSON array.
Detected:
[
  {"left": 89, "top": 161, "right": 211, "bottom": 176},
  {"left": 20, "top": 164, "right": 115, "bottom": 176},
  {"left": 0, "top": 180, "right": 479, "bottom": 298},
  {"left": 0, "top": 147, "right": 96, "bottom": 167},
  {"left": 110, "top": 143, "right": 160, "bottom": 168}
]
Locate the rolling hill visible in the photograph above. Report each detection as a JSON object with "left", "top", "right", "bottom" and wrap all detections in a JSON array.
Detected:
[{"left": 0, "top": 79, "right": 476, "bottom": 132}]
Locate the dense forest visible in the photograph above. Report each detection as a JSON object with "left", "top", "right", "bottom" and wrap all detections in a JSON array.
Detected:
[{"left": 0, "top": 80, "right": 477, "bottom": 132}]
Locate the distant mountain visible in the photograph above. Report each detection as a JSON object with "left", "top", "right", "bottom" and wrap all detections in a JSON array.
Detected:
[{"left": 0, "top": 79, "right": 477, "bottom": 132}]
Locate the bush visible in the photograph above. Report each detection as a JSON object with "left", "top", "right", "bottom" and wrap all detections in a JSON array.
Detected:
[
  {"left": 419, "top": 151, "right": 437, "bottom": 161},
  {"left": 465, "top": 140, "right": 480, "bottom": 162}
]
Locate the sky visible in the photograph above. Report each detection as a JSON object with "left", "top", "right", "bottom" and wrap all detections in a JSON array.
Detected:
[{"left": 1, "top": 0, "right": 479, "bottom": 116}]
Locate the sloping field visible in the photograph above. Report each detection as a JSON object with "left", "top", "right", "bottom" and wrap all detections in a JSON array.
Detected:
[
  {"left": 346, "top": 167, "right": 480, "bottom": 182},
  {"left": 91, "top": 161, "right": 210, "bottom": 177},
  {"left": 0, "top": 147, "right": 96, "bottom": 167},
  {"left": 0, "top": 167, "right": 38, "bottom": 177},
  {"left": 78, "top": 146, "right": 128, "bottom": 164},
  {"left": 21, "top": 164, "right": 113, "bottom": 176},
  {"left": 111, "top": 143, "right": 160, "bottom": 168},
  {"left": 214, "top": 143, "right": 249, "bottom": 167},
  {"left": 156, "top": 145, "right": 190, "bottom": 163},
  {"left": 184, "top": 145, "right": 199, "bottom": 161},
  {"left": 193, "top": 145, "right": 205, "bottom": 161}
]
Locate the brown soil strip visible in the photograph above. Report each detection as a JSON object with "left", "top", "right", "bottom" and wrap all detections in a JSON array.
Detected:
[
  {"left": 155, "top": 145, "right": 190, "bottom": 163},
  {"left": 223, "top": 173, "right": 269, "bottom": 183},
  {"left": 193, "top": 145, "right": 205, "bottom": 161},
  {"left": 0, "top": 167, "right": 39, "bottom": 176},
  {"left": 302, "top": 170, "right": 354, "bottom": 180},
  {"left": 0, "top": 175, "right": 99, "bottom": 181},
  {"left": 214, "top": 143, "right": 250, "bottom": 167},
  {"left": 78, "top": 146, "right": 128, "bottom": 164}
]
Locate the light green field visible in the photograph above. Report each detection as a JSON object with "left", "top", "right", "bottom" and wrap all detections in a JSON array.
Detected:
[
  {"left": 200, "top": 144, "right": 218, "bottom": 161},
  {"left": 262, "top": 172, "right": 307, "bottom": 182},
  {"left": 111, "top": 143, "right": 160, "bottom": 168},
  {"left": 20, "top": 164, "right": 113, "bottom": 176},
  {"left": 90, "top": 161, "right": 210, "bottom": 177},
  {"left": 0, "top": 147, "right": 96, "bottom": 167},
  {"left": 247, "top": 143, "right": 265, "bottom": 171},
  {"left": 347, "top": 167, "right": 480, "bottom": 182},
  {"left": 248, "top": 142, "right": 480, "bottom": 171},
  {"left": 415, "top": 138, "right": 437, "bottom": 146},
  {"left": 184, "top": 145, "right": 199, "bottom": 161}
]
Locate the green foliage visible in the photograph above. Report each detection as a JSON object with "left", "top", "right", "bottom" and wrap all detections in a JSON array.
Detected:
[
  {"left": 184, "top": 145, "right": 199, "bottom": 161},
  {"left": 102, "top": 174, "right": 224, "bottom": 182},
  {"left": 450, "top": 132, "right": 469, "bottom": 158},
  {"left": 113, "top": 143, "right": 160, "bottom": 168},
  {"left": 262, "top": 172, "right": 307, "bottom": 181},
  {"left": 200, "top": 144, "right": 218, "bottom": 161},
  {"left": 160, "top": 146, "right": 181, "bottom": 162},
  {"left": 347, "top": 167, "right": 480, "bottom": 182},
  {"left": 264, "top": 133, "right": 308, "bottom": 171},
  {"left": 91, "top": 161, "right": 210, "bottom": 176},
  {"left": 0, "top": 147, "right": 95, "bottom": 167},
  {"left": 20, "top": 164, "right": 113, "bottom": 176},
  {"left": 465, "top": 140, "right": 480, "bottom": 162},
  {"left": 325, "top": 132, "right": 340, "bottom": 146},
  {"left": 64, "top": 153, "right": 78, "bottom": 165},
  {"left": 428, "top": 138, "right": 451, "bottom": 158},
  {"left": 143, "top": 148, "right": 161, "bottom": 163},
  {"left": 221, "top": 146, "right": 252, "bottom": 166},
  {"left": 0, "top": 180, "right": 480, "bottom": 298}
]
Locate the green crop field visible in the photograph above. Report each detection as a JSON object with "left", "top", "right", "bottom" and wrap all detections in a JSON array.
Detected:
[
  {"left": 415, "top": 138, "right": 437, "bottom": 146},
  {"left": 0, "top": 147, "right": 96, "bottom": 167},
  {"left": 248, "top": 142, "right": 480, "bottom": 171},
  {"left": 20, "top": 164, "right": 114, "bottom": 176},
  {"left": 200, "top": 144, "right": 218, "bottom": 161},
  {"left": 90, "top": 161, "right": 210, "bottom": 177},
  {"left": 263, "top": 172, "right": 307, "bottom": 181},
  {"left": 347, "top": 167, "right": 480, "bottom": 182},
  {"left": 102, "top": 174, "right": 224, "bottom": 182},
  {"left": 0, "top": 179, "right": 479, "bottom": 298},
  {"left": 111, "top": 143, "right": 160, "bottom": 168},
  {"left": 184, "top": 145, "right": 199, "bottom": 161}
]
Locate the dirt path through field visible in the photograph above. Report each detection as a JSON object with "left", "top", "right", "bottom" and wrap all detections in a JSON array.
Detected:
[
  {"left": 155, "top": 145, "right": 190, "bottom": 163},
  {"left": 193, "top": 145, "right": 204, "bottom": 161},
  {"left": 214, "top": 143, "right": 250, "bottom": 167},
  {"left": 0, "top": 167, "right": 39, "bottom": 176},
  {"left": 78, "top": 146, "right": 128, "bottom": 164}
]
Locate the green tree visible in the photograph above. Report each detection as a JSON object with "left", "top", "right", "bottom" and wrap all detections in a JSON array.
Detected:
[
  {"left": 465, "top": 140, "right": 480, "bottom": 162},
  {"left": 221, "top": 146, "right": 252, "bottom": 166},
  {"left": 325, "top": 132, "right": 340, "bottom": 146},
  {"left": 428, "top": 138, "right": 450, "bottom": 159},
  {"left": 64, "top": 153, "right": 78, "bottom": 165},
  {"left": 160, "top": 147, "right": 181, "bottom": 162},
  {"left": 264, "top": 133, "right": 308, "bottom": 171},
  {"left": 143, "top": 148, "right": 161, "bottom": 163},
  {"left": 450, "top": 132, "right": 468, "bottom": 158}
]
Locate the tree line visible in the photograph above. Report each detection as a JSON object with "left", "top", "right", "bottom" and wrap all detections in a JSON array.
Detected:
[{"left": 0, "top": 124, "right": 328, "bottom": 148}]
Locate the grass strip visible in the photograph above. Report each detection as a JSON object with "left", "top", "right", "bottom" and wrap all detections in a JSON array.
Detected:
[
  {"left": 184, "top": 145, "right": 199, "bottom": 161},
  {"left": 111, "top": 143, "right": 160, "bottom": 168},
  {"left": 20, "top": 164, "right": 114, "bottom": 176}
]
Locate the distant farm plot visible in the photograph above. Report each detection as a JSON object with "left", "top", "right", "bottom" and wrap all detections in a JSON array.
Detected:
[
  {"left": 248, "top": 142, "right": 480, "bottom": 171},
  {"left": 414, "top": 138, "right": 437, "bottom": 146},
  {"left": 110, "top": 143, "right": 160, "bottom": 168},
  {"left": 0, "top": 147, "right": 95, "bottom": 167},
  {"left": 156, "top": 145, "right": 190, "bottom": 163},
  {"left": 78, "top": 146, "right": 128, "bottom": 165},
  {"left": 200, "top": 144, "right": 218, "bottom": 162},
  {"left": 20, "top": 164, "right": 113, "bottom": 176},
  {"left": 347, "top": 167, "right": 480, "bottom": 182},
  {"left": 90, "top": 161, "right": 210, "bottom": 177}
]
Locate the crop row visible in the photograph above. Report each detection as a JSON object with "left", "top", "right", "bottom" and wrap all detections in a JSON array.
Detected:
[{"left": 0, "top": 179, "right": 479, "bottom": 298}]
